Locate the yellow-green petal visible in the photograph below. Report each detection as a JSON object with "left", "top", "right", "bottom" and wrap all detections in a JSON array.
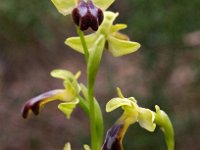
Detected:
[
  {"left": 99, "top": 11, "right": 119, "bottom": 35},
  {"left": 51, "top": 69, "right": 80, "bottom": 98},
  {"left": 106, "top": 97, "right": 135, "bottom": 112},
  {"left": 51, "top": 0, "right": 76, "bottom": 16},
  {"left": 93, "top": 0, "right": 114, "bottom": 10},
  {"left": 58, "top": 98, "right": 79, "bottom": 119},
  {"left": 65, "top": 33, "right": 98, "bottom": 54},
  {"left": 108, "top": 35, "right": 141, "bottom": 57},
  {"left": 138, "top": 108, "right": 156, "bottom": 132},
  {"left": 110, "top": 24, "right": 127, "bottom": 33}
]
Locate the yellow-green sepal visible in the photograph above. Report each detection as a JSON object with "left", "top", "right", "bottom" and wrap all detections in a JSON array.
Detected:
[
  {"left": 108, "top": 36, "right": 141, "bottom": 57},
  {"left": 51, "top": 0, "right": 76, "bottom": 16},
  {"left": 65, "top": 33, "right": 98, "bottom": 54},
  {"left": 93, "top": 0, "right": 114, "bottom": 10}
]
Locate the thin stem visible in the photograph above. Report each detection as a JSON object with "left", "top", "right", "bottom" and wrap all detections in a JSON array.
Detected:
[
  {"left": 76, "top": 26, "right": 89, "bottom": 62},
  {"left": 87, "top": 81, "right": 97, "bottom": 150},
  {"left": 76, "top": 27, "right": 97, "bottom": 149}
]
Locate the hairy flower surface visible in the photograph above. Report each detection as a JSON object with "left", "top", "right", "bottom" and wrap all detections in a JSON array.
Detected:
[
  {"left": 21, "top": 69, "right": 81, "bottom": 119},
  {"left": 66, "top": 11, "right": 140, "bottom": 57},
  {"left": 72, "top": 0, "right": 103, "bottom": 31}
]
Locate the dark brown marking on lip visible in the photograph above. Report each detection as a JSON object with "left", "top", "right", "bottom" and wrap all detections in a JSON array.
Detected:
[
  {"left": 21, "top": 89, "right": 64, "bottom": 118},
  {"left": 102, "top": 124, "right": 124, "bottom": 150}
]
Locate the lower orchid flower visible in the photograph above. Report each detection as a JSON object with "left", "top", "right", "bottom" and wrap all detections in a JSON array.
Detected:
[
  {"left": 21, "top": 69, "right": 81, "bottom": 119},
  {"left": 102, "top": 88, "right": 174, "bottom": 150}
]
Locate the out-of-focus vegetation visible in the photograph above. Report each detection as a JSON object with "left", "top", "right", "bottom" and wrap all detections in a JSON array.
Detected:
[{"left": 0, "top": 0, "right": 200, "bottom": 149}]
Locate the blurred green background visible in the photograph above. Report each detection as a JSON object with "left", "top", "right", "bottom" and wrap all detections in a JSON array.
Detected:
[{"left": 0, "top": 0, "right": 200, "bottom": 149}]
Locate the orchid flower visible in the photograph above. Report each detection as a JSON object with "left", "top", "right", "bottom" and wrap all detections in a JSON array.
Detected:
[
  {"left": 66, "top": 11, "right": 141, "bottom": 57},
  {"left": 21, "top": 69, "right": 81, "bottom": 119},
  {"left": 102, "top": 88, "right": 174, "bottom": 150}
]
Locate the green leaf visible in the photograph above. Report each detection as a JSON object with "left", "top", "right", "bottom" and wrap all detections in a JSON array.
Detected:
[
  {"left": 108, "top": 35, "right": 141, "bottom": 57},
  {"left": 58, "top": 99, "right": 79, "bottom": 119},
  {"left": 65, "top": 33, "right": 98, "bottom": 54},
  {"left": 51, "top": 0, "right": 75, "bottom": 16}
]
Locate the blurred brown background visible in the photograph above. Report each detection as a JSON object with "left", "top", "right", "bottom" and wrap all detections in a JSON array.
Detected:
[{"left": 0, "top": 0, "right": 200, "bottom": 149}]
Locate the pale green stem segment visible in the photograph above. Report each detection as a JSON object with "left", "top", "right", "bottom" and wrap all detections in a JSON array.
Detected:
[
  {"left": 76, "top": 26, "right": 89, "bottom": 62},
  {"left": 76, "top": 27, "right": 105, "bottom": 150}
]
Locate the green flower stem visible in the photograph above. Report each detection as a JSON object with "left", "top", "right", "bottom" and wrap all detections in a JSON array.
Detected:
[
  {"left": 87, "top": 81, "right": 97, "bottom": 150},
  {"left": 76, "top": 27, "right": 102, "bottom": 150},
  {"left": 76, "top": 26, "right": 89, "bottom": 62}
]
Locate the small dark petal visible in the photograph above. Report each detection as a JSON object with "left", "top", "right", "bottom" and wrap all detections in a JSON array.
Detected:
[
  {"left": 101, "top": 124, "right": 124, "bottom": 150},
  {"left": 21, "top": 89, "right": 64, "bottom": 119}
]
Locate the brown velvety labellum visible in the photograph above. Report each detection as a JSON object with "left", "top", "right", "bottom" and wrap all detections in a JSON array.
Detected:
[
  {"left": 72, "top": 0, "right": 104, "bottom": 31},
  {"left": 21, "top": 89, "right": 63, "bottom": 118},
  {"left": 102, "top": 124, "right": 124, "bottom": 150}
]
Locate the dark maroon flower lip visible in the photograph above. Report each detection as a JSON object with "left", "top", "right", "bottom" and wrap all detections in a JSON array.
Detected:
[
  {"left": 72, "top": 0, "right": 103, "bottom": 31},
  {"left": 21, "top": 89, "right": 65, "bottom": 119},
  {"left": 101, "top": 124, "right": 124, "bottom": 150}
]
